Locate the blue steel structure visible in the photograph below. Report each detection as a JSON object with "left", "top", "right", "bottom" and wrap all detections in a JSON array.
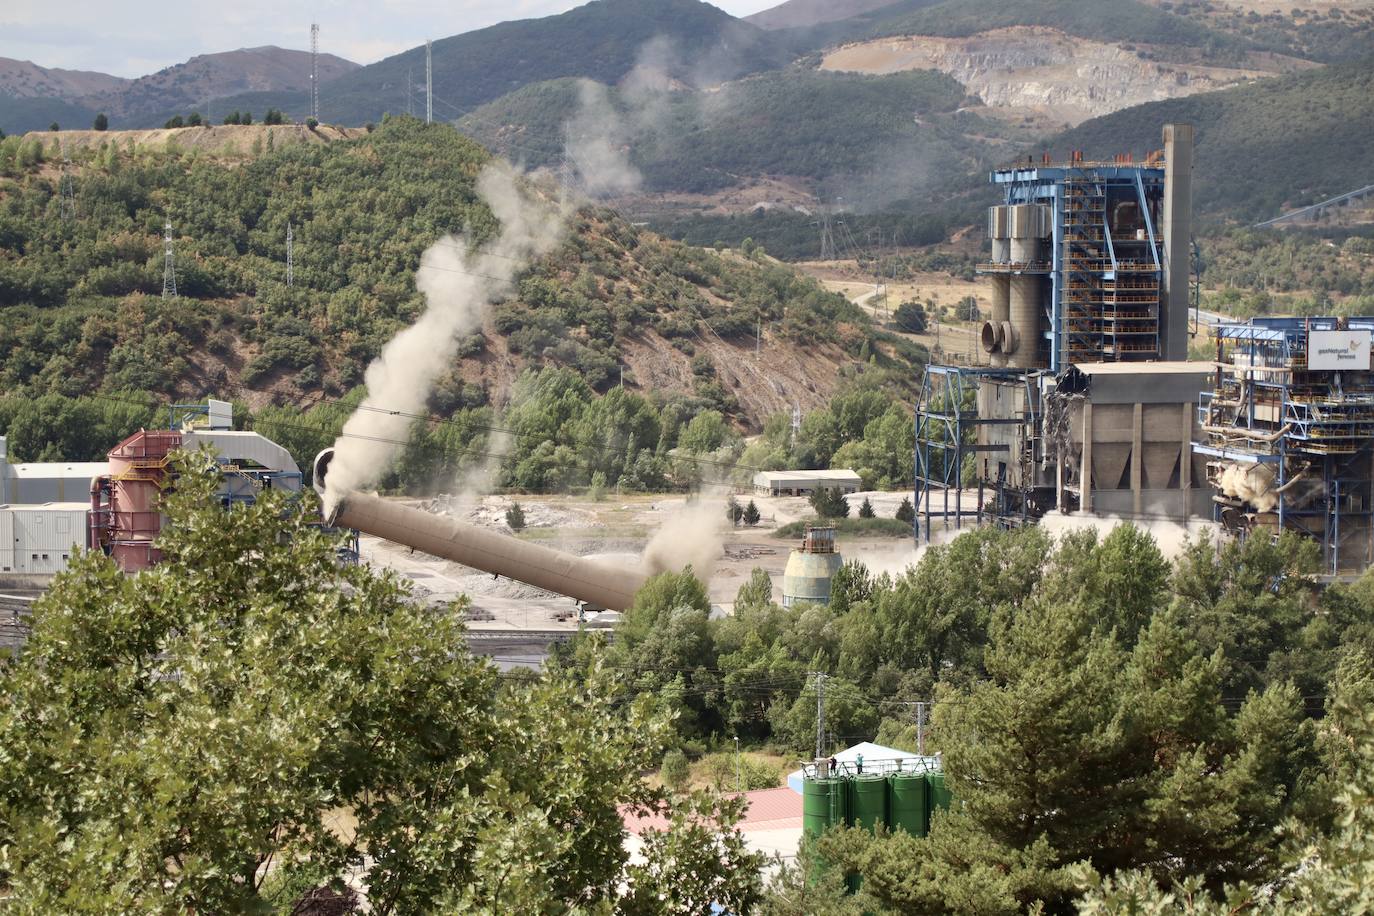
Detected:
[
  {"left": 985, "top": 161, "right": 1166, "bottom": 371},
  {"left": 915, "top": 158, "right": 1169, "bottom": 544},
  {"left": 1195, "top": 317, "right": 1374, "bottom": 575},
  {"left": 913, "top": 366, "right": 1043, "bottom": 544}
]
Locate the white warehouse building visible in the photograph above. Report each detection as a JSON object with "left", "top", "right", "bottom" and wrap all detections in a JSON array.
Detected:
[
  {"left": 0, "top": 503, "right": 89, "bottom": 576},
  {"left": 753, "top": 469, "right": 863, "bottom": 497}
]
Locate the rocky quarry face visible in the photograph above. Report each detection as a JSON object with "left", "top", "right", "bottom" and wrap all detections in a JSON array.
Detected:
[{"left": 821, "top": 27, "right": 1294, "bottom": 125}]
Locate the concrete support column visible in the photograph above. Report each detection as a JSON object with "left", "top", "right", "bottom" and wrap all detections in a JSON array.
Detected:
[
  {"left": 1181, "top": 402, "right": 1193, "bottom": 522},
  {"left": 1082, "top": 403, "right": 1094, "bottom": 514},
  {"left": 1132, "top": 403, "right": 1144, "bottom": 517}
]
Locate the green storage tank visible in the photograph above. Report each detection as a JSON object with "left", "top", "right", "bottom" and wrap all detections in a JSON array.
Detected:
[
  {"left": 887, "top": 772, "right": 929, "bottom": 837},
  {"left": 849, "top": 775, "right": 888, "bottom": 831},
  {"left": 803, "top": 777, "right": 849, "bottom": 837},
  {"left": 926, "top": 771, "right": 953, "bottom": 833}
]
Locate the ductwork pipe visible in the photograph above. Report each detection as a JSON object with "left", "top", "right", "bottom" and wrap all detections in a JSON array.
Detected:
[{"left": 314, "top": 449, "right": 648, "bottom": 611}]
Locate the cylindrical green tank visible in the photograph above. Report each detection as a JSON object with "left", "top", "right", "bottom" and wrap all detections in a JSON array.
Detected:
[
  {"left": 887, "top": 772, "right": 929, "bottom": 837},
  {"left": 803, "top": 778, "right": 835, "bottom": 838},
  {"left": 926, "top": 772, "right": 952, "bottom": 833},
  {"left": 849, "top": 775, "right": 888, "bottom": 830}
]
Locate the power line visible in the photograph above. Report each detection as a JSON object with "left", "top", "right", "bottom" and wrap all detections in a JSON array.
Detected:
[{"left": 310, "top": 23, "right": 320, "bottom": 122}]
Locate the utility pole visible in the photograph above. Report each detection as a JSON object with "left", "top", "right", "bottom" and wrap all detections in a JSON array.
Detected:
[
  {"left": 813, "top": 672, "right": 828, "bottom": 761},
  {"left": 58, "top": 146, "right": 75, "bottom": 221},
  {"left": 162, "top": 221, "right": 177, "bottom": 299},
  {"left": 425, "top": 39, "right": 433, "bottom": 124},
  {"left": 286, "top": 222, "right": 294, "bottom": 287},
  {"left": 406, "top": 67, "right": 414, "bottom": 117},
  {"left": 310, "top": 23, "right": 320, "bottom": 121},
  {"left": 916, "top": 701, "right": 927, "bottom": 757}
]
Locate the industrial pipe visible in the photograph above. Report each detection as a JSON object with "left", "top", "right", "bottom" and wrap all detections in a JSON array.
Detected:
[{"left": 314, "top": 449, "right": 649, "bottom": 611}]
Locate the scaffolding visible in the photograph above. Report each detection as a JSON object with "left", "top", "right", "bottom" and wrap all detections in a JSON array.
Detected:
[
  {"left": 1195, "top": 318, "right": 1374, "bottom": 574},
  {"left": 914, "top": 366, "right": 1044, "bottom": 544}
]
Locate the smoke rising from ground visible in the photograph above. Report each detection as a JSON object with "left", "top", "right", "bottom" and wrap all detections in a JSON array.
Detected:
[
  {"left": 323, "top": 163, "right": 570, "bottom": 513},
  {"left": 641, "top": 497, "right": 725, "bottom": 583},
  {"left": 1037, "top": 511, "right": 1218, "bottom": 559}
]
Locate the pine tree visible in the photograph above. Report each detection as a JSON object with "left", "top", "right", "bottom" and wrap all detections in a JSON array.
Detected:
[
  {"left": 895, "top": 496, "right": 915, "bottom": 524},
  {"left": 92, "top": 113, "right": 108, "bottom": 131},
  {"left": 858, "top": 497, "right": 875, "bottom": 519},
  {"left": 505, "top": 501, "right": 526, "bottom": 531},
  {"left": 725, "top": 495, "right": 743, "bottom": 526},
  {"left": 742, "top": 500, "right": 760, "bottom": 526},
  {"left": 809, "top": 487, "right": 849, "bottom": 519}
]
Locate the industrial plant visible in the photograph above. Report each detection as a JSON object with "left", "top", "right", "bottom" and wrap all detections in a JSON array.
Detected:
[{"left": 916, "top": 123, "right": 1374, "bottom": 576}]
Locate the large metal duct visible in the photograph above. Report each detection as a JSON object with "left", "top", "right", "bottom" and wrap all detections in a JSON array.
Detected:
[
  {"left": 1008, "top": 203, "right": 1049, "bottom": 264},
  {"left": 1008, "top": 276, "right": 1042, "bottom": 369},
  {"left": 314, "top": 450, "right": 648, "bottom": 611},
  {"left": 987, "top": 275, "right": 1011, "bottom": 366},
  {"left": 1161, "top": 123, "right": 1193, "bottom": 361},
  {"left": 989, "top": 206, "right": 1010, "bottom": 263}
]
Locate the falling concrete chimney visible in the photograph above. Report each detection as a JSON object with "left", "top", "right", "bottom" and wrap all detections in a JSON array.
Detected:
[{"left": 1161, "top": 123, "right": 1194, "bottom": 361}]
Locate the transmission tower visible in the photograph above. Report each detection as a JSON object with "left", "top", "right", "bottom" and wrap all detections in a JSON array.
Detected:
[
  {"left": 425, "top": 39, "right": 433, "bottom": 124},
  {"left": 286, "top": 222, "right": 294, "bottom": 287},
  {"left": 310, "top": 23, "right": 320, "bottom": 121},
  {"left": 818, "top": 212, "right": 835, "bottom": 261},
  {"left": 162, "top": 221, "right": 177, "bottom": 299},
  {"left": 58, "top": 147, "right": 76, "bottom": 221}
]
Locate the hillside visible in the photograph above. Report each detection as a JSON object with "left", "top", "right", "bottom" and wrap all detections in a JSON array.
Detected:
[
  {"left": 1046, "top": 57, "right": 1374, "bottom": 222},
  {"left": 0, "top": 119, "right": 922, "bottom": 440},
  {"left": 0, "top": 58, "right": 128, "bottom": 100},
  {"left": 0, "top": 47, "right": 359, "bottom": 134},
  {"left": 819, "top": 26, "right": 1309, "bottom": 126},
  {"left": 745, "top": 0, "right": 901, "bottom": 29},
  {"left": 457, "top": 67, "right": 1034, "bottom": 212},
  {"left": 201, "top": 0, "right": 798, "bottom": 129}
]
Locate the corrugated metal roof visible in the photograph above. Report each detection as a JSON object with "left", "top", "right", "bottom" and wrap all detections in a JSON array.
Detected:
[
  {"left": 754, "top": 469, "right": 862, "bottom": 483},
  {"left": 8, "top": 463, "right": 106, "bottom": 478}
]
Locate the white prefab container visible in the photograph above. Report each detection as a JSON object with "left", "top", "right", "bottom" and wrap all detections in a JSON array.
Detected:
[{"left": 0, "top": 503, "right": 89, "bottom": 575}]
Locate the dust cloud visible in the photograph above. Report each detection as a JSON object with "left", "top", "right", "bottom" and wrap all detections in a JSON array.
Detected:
[
  {"left": 323, "top": 163, "right": 570, "bottom": 514},
  {"left": 1037, "top": 511, "right": 1218, "bottom": 559},
  {"left": 1216, "top": 462, "right": 1278, "bottom": 513},
  {"left": 641, "top": 497, "right": 726, "bottom": 583},
  {"left": 564, "top": 80, "right": 643, "bottom": 198}
]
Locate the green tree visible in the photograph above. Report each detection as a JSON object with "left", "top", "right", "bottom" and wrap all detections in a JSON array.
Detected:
[
  {"left": 735, "top": 567, "right": 773, "bottom": 609},
  {"left": 679, "top": 409, "right": 730, "bottom": 454},
  {"left": 893, "top": 300, "right": 927, "bottom": 334},
  {"left": 92, "top": 113, "right": 108, "bottom": 131},
  {"left": 187, "top": 112, "right": 202, "bottom": 127},
  {"left": 164, "top": 115, "right": 184, "bottom": 129},
  {"left": 895, "top": 495, "right": 915, "bottom": 524},
  {"left": 47, "top": 122, "right": 58, "bottom": 131},
  {"left": 809, "top": 487, "right": 850, "bottom": 519},
  {"left": 506, "top": 500, "right": 527, "bottom": 530},
  {"left": 660, "top": 748, "right": 690, "bottom": 791},
  {"left": 223, "top": 111, "right": 241, "bottom": 125},
  {"left": 0, "top": 456, "right": 762, "bottom": 911},
  {"left": 743, "top": 499, "right": 761, "bottom": 526},
  {"left": 858, "top": 496, "right": 875, "bottom": 518},
  {"left": 726, "top": 495, "right": 743, "bottom": 525}
]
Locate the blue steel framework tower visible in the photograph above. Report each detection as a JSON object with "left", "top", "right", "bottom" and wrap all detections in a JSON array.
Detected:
[
  {"left": 915, "top": 126, "right": 1195, "bottom": 545},
  {"left": 981, "top": 160, "right": 1167, "bottom": 371}
]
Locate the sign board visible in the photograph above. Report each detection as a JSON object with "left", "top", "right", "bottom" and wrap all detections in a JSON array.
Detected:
[{"left": 1308, "top": 329, "right": 1371, "bottom": 371}]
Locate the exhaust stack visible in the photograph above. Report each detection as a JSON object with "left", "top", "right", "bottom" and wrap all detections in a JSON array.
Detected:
[{"left": 314, "top": 449, "right": 649, "bottom": 612}]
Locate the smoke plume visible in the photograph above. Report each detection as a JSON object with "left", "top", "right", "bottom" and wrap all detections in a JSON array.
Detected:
[
  {"left": 1038, "top": 511, "right": 1218, "bottom": 559},
  {"left": 323, "top": 163, "right": 570, "bottom": 513},
  {"left": 564, "top": 80, "right": 643, "bottom": 198},
  {"left": 642, "top": 497, "right": 725, "bottom": 583}
]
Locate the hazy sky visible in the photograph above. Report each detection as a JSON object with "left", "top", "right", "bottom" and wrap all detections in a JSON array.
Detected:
[{"left": 1, "top": 0, "right": 781, "bottom": 78}]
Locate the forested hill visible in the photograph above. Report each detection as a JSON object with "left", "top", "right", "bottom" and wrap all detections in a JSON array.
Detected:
[
  {"left": 195, "top": 0, "right": 797, "bottom": 129},
  {"left": 0, "top": 118, "right": 922, "bottom": 446},
  {"left": 1047, "top": 57, "right": 1374, "bottom": 224}
]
